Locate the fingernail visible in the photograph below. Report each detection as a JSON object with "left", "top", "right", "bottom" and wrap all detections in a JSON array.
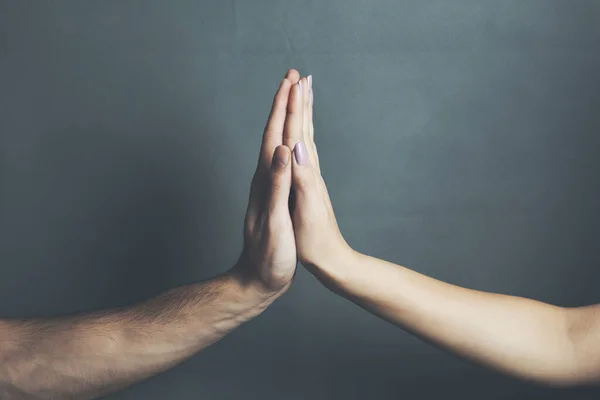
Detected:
[
  {"left": 310, "top": 89, "right": 313, "bottom": 106},
  {"left": 298, "top": 80, "right": 303, "bottom": 96},
  {"left": 308, "top": 75, "right": 312, "bottom": 90},
  {"left": 294, "top": 142, "right": 308, "bottom": 165}
]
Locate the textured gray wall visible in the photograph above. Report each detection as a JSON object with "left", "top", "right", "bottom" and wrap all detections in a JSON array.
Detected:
[{"left": 1, "top": 1, "right": 599, "bottom": 399}]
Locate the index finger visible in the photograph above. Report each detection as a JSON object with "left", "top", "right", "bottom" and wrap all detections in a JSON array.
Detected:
[
  {"left": 259, "top": 69, "right": 301, "bottom": 169},
  {"left": 283, "top": 78, "right": 304, "bottom": 150}
]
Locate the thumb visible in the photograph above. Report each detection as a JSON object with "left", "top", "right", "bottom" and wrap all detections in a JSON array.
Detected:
[
  {"left": 268, "top": 145, "right": 293, "bottom": 213},
  {"left": 291, "top": 141, "right": 318, "bottom": 201}
]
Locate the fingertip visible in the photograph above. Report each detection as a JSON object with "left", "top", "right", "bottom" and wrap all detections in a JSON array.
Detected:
[
  {"left": 272, "top": 145, "right": 291, "bottom": 170},
  {"left": 286, "top": 69, "right": 301, "bottom": 84}
]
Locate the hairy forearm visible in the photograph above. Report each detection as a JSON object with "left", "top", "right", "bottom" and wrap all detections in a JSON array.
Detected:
[
  {"left": 0, "top": 270, "right": 276, "bottom": 399},
  {"left": 319, "top": 250, "right": 597, "bottom": 386}
]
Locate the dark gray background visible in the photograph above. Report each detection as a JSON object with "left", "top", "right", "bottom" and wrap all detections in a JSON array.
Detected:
[{"left": 1, "top": 0, "right": 599, "bottom": 399}]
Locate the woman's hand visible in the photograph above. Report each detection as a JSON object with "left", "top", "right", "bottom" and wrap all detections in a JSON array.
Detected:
[{"left": 287, "top": 76, "right": 355, "bottom": 288}]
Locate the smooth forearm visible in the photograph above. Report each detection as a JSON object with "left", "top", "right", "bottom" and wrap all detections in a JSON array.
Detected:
[
  {"left": 0, "top": 270, "right": 276, "bottom": 399},
  {"left": 319, "top": 250, "right": 584, "bottom": 385}
]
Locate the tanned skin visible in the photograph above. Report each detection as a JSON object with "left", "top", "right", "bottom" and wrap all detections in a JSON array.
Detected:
[{"left": 0, "top": 69, "right": 305, "bottom": 400}]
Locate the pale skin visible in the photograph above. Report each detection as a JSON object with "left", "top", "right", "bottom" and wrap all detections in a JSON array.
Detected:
[
  {"left": 289, "top": 72, "right": 600, "bottom": 387},
  {"left": 0, "top": 69, "right": 302, "bottom": 399}
]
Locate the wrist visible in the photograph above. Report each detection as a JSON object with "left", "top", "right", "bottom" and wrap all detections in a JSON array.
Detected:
[
  {"left": 305, "top": 243, "right": 361, "bottom": 294},
  {"left": 227, "top": 262, "right": 288, "bottom": 302}
]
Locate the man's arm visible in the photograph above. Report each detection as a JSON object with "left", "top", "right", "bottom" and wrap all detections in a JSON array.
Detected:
[
  {"left": 0, "top": 68, "right": 302, "bottom": 399},
  {"left": 288, "top": 75, "right": 600, "bottom": 386},
  {"left": 0, "top": 270, "right": 275, "bottom": 399}
]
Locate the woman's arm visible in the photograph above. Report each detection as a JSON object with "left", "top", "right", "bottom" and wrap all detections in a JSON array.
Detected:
[
  {"left": 288, "top": 75, "right": 600, "bottom": 386},
  {"left": 322, "top": 250, "right": 600, "bottom": 386}
]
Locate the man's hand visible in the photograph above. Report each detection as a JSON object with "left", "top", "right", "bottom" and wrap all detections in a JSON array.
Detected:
[
  {"left": 233, "top": 69, "right": 302, "bottom": 295},
  {"left": 0, "top": 70, "right": 307, "bottom": 400}
]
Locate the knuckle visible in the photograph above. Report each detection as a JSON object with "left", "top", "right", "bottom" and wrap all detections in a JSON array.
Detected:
[
  {"left": 283, "top": 128, "right": 295, "bottom": 142},
  {"left": 295, "top": 174, "right": 313, "bottom": 191}
]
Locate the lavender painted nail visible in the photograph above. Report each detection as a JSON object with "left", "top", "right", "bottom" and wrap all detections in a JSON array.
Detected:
[
  {"left": 310, "top": 89, "right": 313, "bottom": 106},
  {"left": 294, "top": 142, "right": 309, "bottom": 165},
  {"left": 308, "top": 75, "right": 312, "bottom": 89},
  {"left": 298, "top": 80, "right": 303, "bottom": 96}
]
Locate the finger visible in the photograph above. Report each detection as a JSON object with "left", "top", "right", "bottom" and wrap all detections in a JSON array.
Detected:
[
  {"left": 286, "top": 68, "right": 301, "bottom": 85},
  {"left": 259, "top": 69, "right": 300, "bottom": 170},
  {"left": 267, "top": 145, "right": 293, "bottom": 214},
  {"left": 291, "top": 141, "right": 319, "bottom": 202},
  {"left": 302, "top": 75, "right": 320, "bottom": 172},
  {"left": 302, "top": 76, "right": 309, "bottom": 143},
  {"left": 283, "top": 79, "right": 304, "bottom": 149},
  {"left": 308, "top": 75, "right": 314, "bottom": 141},
  {"left": 301, "top": 76, "right": 316, "bottom": 168},
  {"left": 307, "top": 75, "right": 321, "bottom": 171}
]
